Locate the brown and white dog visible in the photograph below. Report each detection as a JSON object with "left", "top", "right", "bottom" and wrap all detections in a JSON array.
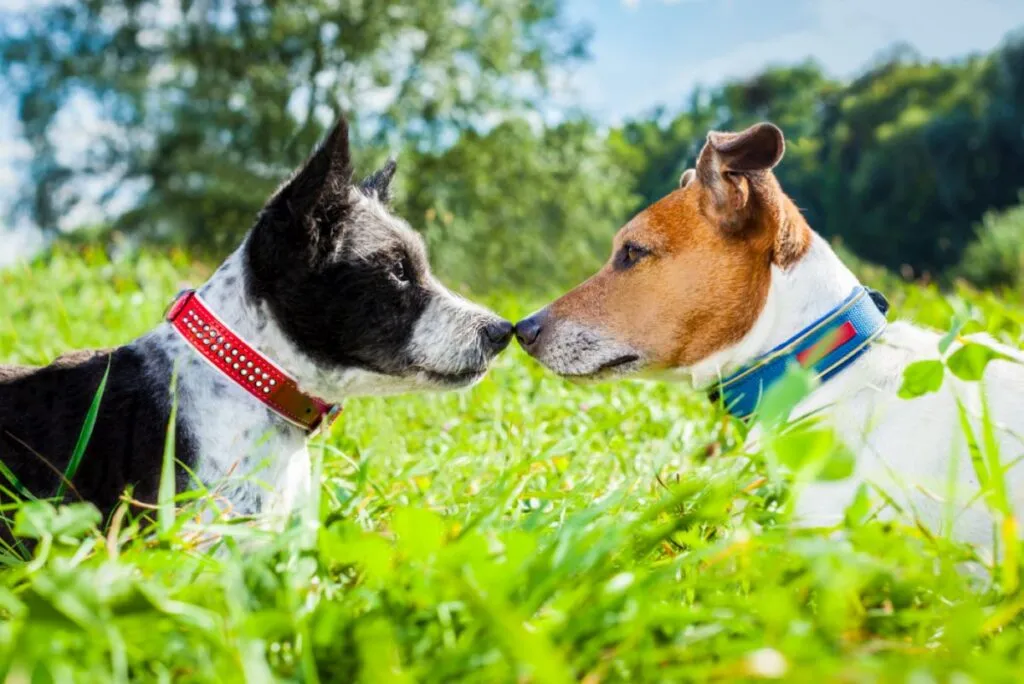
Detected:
[{"left": 516, "top": 122, "right": 1024, "bottom": 550}]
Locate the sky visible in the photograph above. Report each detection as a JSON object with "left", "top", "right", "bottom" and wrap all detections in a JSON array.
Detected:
[
  {"left": 563, "top": 0, "right": 1024, "bottom": 121},
  {"left": 3, "top": 0, "right": 1024, "bottom": 264}
]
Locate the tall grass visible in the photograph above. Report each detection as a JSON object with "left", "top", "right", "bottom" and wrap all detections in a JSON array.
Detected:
[{"left": 0, "top": 244, "right": 1022, "bottom": 682}]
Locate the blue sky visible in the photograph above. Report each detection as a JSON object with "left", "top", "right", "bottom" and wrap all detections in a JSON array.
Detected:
[
  {"left": 3, "top": 0, "right": 1024, "bottom": 263},
  {"left": 564, "top": 0, "right": 1024, "bottom": 121}
]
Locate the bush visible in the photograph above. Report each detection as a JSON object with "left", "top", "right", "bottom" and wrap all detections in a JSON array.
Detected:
[{"left": 958, "top": 199, "right": 1024, "bottom": 289}]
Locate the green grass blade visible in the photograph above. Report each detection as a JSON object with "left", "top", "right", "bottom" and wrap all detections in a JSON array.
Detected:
[
  {"left": 158, "top": 365, "right": 179, "bottom": 536},
  {"left": 955, "top": 396, "right": 988, "bottom": 492},
  {"left": 57, "top": 355, "right": 111, "bottom": 499},
  {"left": 0, "top": 460, "right": 35, "bottom": 502},
  {"left": 979, "top": 388, "right": 1009, "bottom": 515}
]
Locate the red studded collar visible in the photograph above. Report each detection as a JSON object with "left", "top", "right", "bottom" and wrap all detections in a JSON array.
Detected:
[{"left": 165, "top": 289, "right": 340, "bottom": 432}]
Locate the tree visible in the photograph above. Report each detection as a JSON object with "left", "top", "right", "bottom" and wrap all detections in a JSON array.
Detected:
[
  {"left": 0, "top": 0, "right": 586, "bottom": 251},
  {"left": 400, "top": 119, "right": 638, "bottom": 292}
]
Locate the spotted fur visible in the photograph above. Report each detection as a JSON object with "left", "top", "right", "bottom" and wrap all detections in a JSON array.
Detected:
[{"left": 0, "top": 116, "right": 512, "bottom": 522}]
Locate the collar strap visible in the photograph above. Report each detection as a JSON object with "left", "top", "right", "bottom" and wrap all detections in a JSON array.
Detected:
[
  {"left": 165, "top": 289, "right": 340, "bottom": 432},
  {"left": 712, "top": 286, "right": 889, "bottom": 419}
]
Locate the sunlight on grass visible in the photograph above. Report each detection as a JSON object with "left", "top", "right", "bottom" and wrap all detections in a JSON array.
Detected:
[{"left": 1, "top": 245, "right": 1023, "bottom": 681}]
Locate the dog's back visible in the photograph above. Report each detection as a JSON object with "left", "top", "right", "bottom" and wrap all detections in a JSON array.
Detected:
[{"left": 0, "top": 343, "right": 189, "bottom": 520}]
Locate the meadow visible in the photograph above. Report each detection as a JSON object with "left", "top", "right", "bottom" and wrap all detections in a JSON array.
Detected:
[{"left": 1, "top": 244, "right": 1023, "bottom": 683}]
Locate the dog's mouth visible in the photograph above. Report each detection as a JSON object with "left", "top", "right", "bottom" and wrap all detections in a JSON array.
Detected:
[
  {"left": 557, "top": 354, "right": 643, "bottom": 382},
  {"left": 599, "top": 354, "right": 640, "bottom": 371},
  {"left": 419, "top": 366, "right": 489, "bottom": 387}
]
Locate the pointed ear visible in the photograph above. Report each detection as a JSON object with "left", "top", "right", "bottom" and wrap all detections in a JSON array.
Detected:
[
  {"left": 360, "top": 158, "right": 398, "bottom": 203},
  {"left": 695, "top": 122, "right": 785, "bottom": 230},
  {"left": 269, "top": 117, "right": 354, "bottom": 221}
]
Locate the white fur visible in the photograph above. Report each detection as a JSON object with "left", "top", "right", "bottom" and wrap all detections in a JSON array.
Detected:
[
  {"left": 711, "top": 235, "right": 1024, "bottom": 548},
  {"left": 548, "top": 231, "right": 1023, "bottom": 549}
]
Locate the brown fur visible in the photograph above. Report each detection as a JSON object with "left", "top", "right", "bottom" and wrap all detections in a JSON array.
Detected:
[{"left": 545, "top": 122, "right": 811, "bottom": 369}]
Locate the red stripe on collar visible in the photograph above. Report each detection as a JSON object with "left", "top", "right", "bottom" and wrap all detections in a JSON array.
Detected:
[
  {"left": 795, "top": 320, "right": 856, "bottom": 366},
  {"left": 165, "top": 289, "right": 340, "bottom": 432}
]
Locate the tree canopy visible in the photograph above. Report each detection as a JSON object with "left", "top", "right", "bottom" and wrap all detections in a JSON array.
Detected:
[
  {"left": 2, "top": 2, "right": 1023, "bottom": 290},
  {"left": 1, "top": 0, "right": 585, "bottom": 250}
]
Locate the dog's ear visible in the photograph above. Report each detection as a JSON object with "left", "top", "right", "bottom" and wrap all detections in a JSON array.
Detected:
[
  {"left": 679, "top": 168, "right": 696, "bottom": 188},
  {"left": 695, "top": 122, "right": 784, "bottom": 231},
  {"left": 360, "top": 158, "right": 398, "bottom": 203},
  {"left": 267, "top": 117, "right": 355, "bottom": 226}
]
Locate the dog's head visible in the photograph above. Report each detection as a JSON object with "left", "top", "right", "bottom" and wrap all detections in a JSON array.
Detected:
[
  {"left": 244, "top": 117, "right": 512, "bottom": 399},
  {"left": 515, "top": 122, "right": 811, "bottom": 384}
]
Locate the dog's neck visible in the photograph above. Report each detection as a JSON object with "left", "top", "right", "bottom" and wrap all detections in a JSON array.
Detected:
[
  {"left": 689, "top": 232, "right": 861, "bottom": 388},
  {"left": 140, "top": 244, "right": 316, "bottom": 513}
]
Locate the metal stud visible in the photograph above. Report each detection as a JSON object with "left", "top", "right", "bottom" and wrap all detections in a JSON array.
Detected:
[
  {"left": 256, "top": 381, "right": 262, "bottom": 387},
  {"left": 203, "top": 325, "right": 210, "bottom": 331},
  {"left": 231, "top": 349, "right": 238, "bottom": 356},
  {"left": 233, "top": 363, "right": 239, "bottom": 369},
  {"left": 246, "top": 362, "right": 253, "bottom": 368},
  {"left": 218, "top": 350, "right": 225, "bottom": 357},
  {"left": 269, "top": 379, "right": 276, "bottom": 386},
  {"left": 240, "top": 355, "right": 246, "bottom": 362},
  {"left": 261, "top": 373, "right": 269, "bottom": 381},
  {"left": 263, "top": 387, "right": 271, "bottom": 394},
  {"left": 226, "top": 343, "right": 233, "bottom": 351}
]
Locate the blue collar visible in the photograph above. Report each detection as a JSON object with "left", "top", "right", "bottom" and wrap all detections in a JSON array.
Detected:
[{"left": 712, "top": 286, "right": 889, "bottom": 419}]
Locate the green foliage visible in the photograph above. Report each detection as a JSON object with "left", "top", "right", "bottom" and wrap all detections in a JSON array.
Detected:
[
  {"left": 400, "top": 120, "right": 638, "bottom": 291},
  {"left": 2, "top": 245, "right": 1024, "bottom": 680},
  {"left": 6, "top": 3, "right": 1024, "bottom": 292},
  {"left": 958, "top": 199, "right": 1024, "bottom": 290},
  {"left": 898, "top": 359, "right": 945, "bottom": 398},
  {"left": 0, "top": 0, "right": 584, "bottom": 248},
  {"left": 611, "top": 34, "right": 1024, "bottom": 281}
]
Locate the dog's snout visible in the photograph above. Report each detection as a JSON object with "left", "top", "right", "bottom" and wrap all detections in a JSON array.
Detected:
[
  {"left": 515, "top": 311, "right": 546, "bottom": 348},
  {"left": 482, "top": 319, "right": 514, "bottom": 352}
]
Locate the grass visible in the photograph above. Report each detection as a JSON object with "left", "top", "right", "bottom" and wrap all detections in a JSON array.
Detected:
[{"left": 1, "top": 244, "right": 1023, "bottom": 682}]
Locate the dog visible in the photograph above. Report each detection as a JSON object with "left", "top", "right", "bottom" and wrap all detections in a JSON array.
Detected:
[
  {"left": 515, "top": 122, "right": 1024, "bottom": 550},
  {"left": 0, "top": 117, "right": 513, "bottom": 524}
]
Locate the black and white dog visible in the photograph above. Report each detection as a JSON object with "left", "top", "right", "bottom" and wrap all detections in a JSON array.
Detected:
[{"left": 0, "top": 117, "right": 513, "bottom": 522}]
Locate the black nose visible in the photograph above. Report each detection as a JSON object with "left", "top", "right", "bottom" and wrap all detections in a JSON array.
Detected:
[
  {"left": 514, "top": 311, "right": 546, "bottom": 348},
  {"left": 482, "top": 320, "right": 514, "bottom": 352}
]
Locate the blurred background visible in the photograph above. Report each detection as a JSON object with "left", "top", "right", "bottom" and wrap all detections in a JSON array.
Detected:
[{"left": 1, "top": 0, "right": 1023, "bottom": 295}]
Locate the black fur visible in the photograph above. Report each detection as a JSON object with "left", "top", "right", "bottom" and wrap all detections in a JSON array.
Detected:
[
  {"left": 360, "top": 159, "right": 398, "bottom": 203},
  {"left": 0, "top": 341, "right": 193, "bottom": 524},
  {"left": 246, "top": 122, "right": 433, "bottom": 376}
]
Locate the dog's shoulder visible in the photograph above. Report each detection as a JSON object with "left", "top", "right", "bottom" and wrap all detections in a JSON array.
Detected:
[
  {"left": 0, "top": 348, "right": 116, "bottom": 382},
  {"left": 0, "top": 364, "right": 37, "bottom": 384},
  {"left": 0, "top": 342, "right": 193, "bottom": 514}
]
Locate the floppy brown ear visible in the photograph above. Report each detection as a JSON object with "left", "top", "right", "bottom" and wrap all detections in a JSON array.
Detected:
[{"left": 695, "top": 122, "right": 785, "bottom": 231}]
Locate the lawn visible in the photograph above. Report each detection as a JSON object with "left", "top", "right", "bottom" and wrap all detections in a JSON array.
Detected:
[{"left": 1, "top": 245, "right": 1023, "bottom": 682}]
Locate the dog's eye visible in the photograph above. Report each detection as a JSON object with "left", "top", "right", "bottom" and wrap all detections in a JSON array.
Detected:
[
  {"left": 390, "top": 257, "right": 410, "bottom": 284},
  {"left": 615, "top": 242, "right": 649, "bottom": 270}
]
